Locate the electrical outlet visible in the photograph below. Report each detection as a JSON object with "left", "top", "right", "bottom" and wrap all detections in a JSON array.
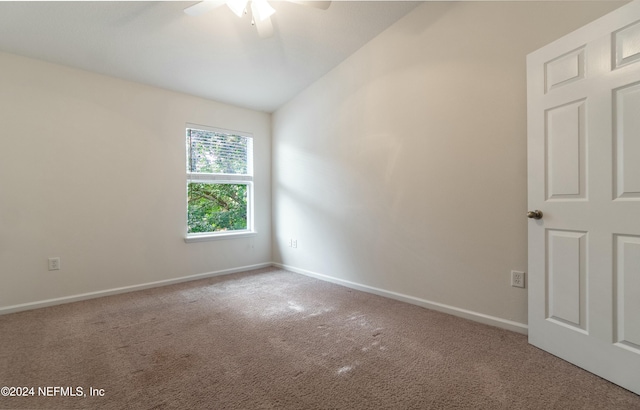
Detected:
[
  {"left": 292, "top": 239, "right": 297, "bottom": 249},
  {"left": 511, "top": 270, "right": 525, "bottom": 288},
  {"left": 48, "top": 257, "right": 61, "bottom": 271}
]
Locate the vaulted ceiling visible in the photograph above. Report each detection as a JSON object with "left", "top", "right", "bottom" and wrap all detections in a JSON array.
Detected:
[{"left": 0, "top": 1, "right": 419, "bottom": 112}]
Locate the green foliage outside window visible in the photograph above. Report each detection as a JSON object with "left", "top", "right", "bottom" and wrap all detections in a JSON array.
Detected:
[
  {"left": 187, "top": 183, "right": 247, "bottom": 233},
  {"left": 186, "top": 128, "right": 252, "bottom": 235},
  {"left": 188, "top": 130, "right": 248, "bottom": 175}
]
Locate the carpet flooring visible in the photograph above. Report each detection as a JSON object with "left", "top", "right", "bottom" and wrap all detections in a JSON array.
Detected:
[{"left": 0, "top": 267, "right": 638, "bottom": 409}]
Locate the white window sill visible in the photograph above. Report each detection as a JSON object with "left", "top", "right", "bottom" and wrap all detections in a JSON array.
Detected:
[{"left": 184, "top": 231, "right": 257, "bottom": 243}]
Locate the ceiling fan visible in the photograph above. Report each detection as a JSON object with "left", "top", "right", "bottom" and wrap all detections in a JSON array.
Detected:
[{"left": 184, "top": 0, "right": 331, "bottom": 38}]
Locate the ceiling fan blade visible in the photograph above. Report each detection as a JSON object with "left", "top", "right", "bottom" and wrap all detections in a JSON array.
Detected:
[
  {"left": 254, "top": 15, "right": 274, "bottom": 38},
  {"left": 287, "top": 1, "right": 331, "bottom": 10},
  {"left": 184, "top": 0, "right": 226, "bottom": 17}
]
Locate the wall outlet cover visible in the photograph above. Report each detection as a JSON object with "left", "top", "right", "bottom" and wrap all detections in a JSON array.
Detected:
[
  {"left": 511, "top": 270, "right": 525, "bottom": 288},
  {"left": 48, "top": 257, "right": 61, "bottom": 271}
]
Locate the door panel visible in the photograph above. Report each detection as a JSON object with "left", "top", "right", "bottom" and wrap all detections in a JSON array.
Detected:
[
  {"left": 528, "top": 0, "right": 640, "bottom": 395},
  {"left": 546, "top": 229, "right": 587, "bottom": 331},
  {"left": 545, "top": 47, "right": 586, "bottom": 92},
  {"left": 613, "top": 20, "right": 640, "bottom": 68},
  {"left": 614, "top": 82, "right": 640, "bottom": 199},
  {"left": 614, "top": 234, "right": 640, "bottom": 350},
  {"left": 545, "top": 100, "right": 587, "bottom": 200}
]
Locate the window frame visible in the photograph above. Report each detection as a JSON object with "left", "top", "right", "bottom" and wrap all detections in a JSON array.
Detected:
[{"left": 184, "top": 123, "right": 256, "bottom": 243}]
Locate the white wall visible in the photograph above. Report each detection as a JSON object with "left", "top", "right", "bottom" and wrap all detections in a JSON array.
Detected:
[
  {"left": 0, "top": 52, "right": 271, "bottom": 311},
  {"left": 272, "top": 1, "right": 625, "bottom": 327}
]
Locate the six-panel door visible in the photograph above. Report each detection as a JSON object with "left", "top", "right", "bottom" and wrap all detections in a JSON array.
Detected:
[{"left": 527, "top": 0, "right": 640, "bottom": 395}]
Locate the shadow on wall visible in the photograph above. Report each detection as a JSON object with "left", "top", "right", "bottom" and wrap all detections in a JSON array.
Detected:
[{"left": 272, "top": 137, "right": 457, "bottom": 293}]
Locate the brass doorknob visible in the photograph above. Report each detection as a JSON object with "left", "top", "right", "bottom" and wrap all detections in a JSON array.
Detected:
[{"left": 527, "top": 210, "right": 543, "bottom": 220}]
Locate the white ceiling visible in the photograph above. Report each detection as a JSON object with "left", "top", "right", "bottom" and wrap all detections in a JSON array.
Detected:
[{"left": 0, "top": 1, "right": 420, "bottom": 112}]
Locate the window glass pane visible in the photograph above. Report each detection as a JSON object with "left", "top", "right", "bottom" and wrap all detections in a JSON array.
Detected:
[
  {"left": 187, "top": 183, "right": 247, "bottom": 233},
  {"left": 187, "top": 129, "right": 249, "bottom": 175}
]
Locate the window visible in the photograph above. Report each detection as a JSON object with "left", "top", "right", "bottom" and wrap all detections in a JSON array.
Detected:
[{"left": 185, "top": 125, "right": 254, "bottom": 241}]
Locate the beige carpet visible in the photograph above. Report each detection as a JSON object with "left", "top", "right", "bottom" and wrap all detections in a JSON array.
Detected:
[{"left": 0, "top": 267, "right": 638, "bottom": 409}]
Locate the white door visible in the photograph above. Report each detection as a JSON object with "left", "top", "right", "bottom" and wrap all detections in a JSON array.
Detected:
[{"left": 527, "top": 0, "right": 640, "bottom": 395}]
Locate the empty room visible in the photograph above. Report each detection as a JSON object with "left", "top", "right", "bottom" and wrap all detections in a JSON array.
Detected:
[{"left": 1, "top": 0, "right": 639, "bottom": 408}]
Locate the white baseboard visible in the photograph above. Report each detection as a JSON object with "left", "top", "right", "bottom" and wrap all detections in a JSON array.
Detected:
[
  {"left": 274, "top": 262, "right": 528, "bottom": 335},
  {"left": 0, "top": 262, "right": 273, "bottom": 315},
  {"left": 2, "top": 261, "right": 529, "bottom": 336}
]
